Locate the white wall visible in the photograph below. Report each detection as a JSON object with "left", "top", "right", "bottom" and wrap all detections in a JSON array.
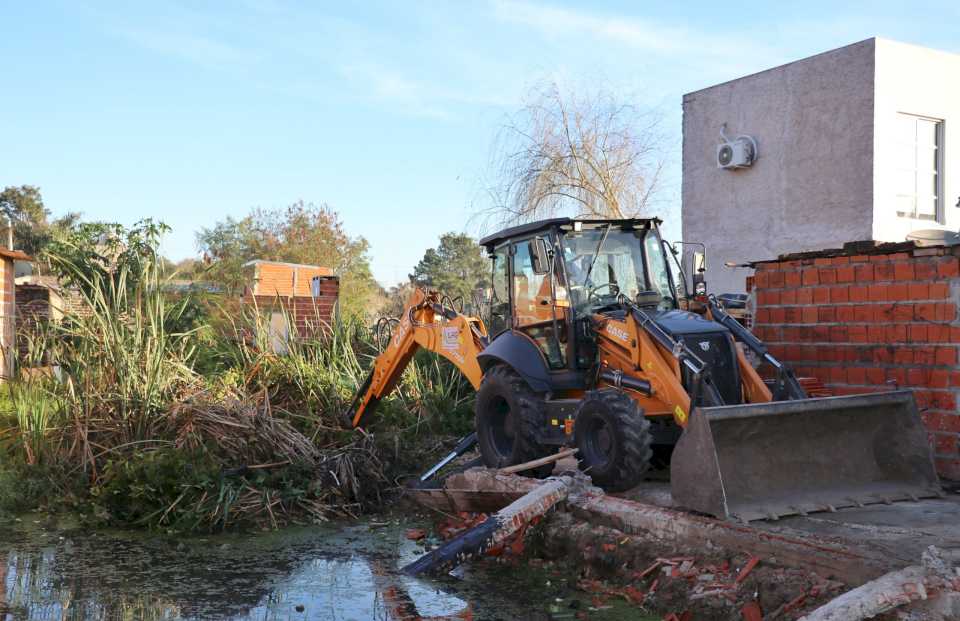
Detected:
[
  {"left": 873, "top": 39, "right": 960, "bottom": 241},
  {"left": 682, "top": 39, "right": 877, "bottom": 294}
]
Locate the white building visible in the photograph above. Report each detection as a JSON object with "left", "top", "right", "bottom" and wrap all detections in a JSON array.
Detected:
[{"left": 682, "top": 38, "right": 960, "bottom": 294}]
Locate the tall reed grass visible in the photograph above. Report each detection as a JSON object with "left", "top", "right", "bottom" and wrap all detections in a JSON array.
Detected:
[{"left": 0, "top": 231, "right": 474, "bottom": 530}]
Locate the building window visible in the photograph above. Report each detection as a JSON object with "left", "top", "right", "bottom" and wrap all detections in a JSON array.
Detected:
[{"left": 895, "top": 113, "right": 943, "bottom": 222}]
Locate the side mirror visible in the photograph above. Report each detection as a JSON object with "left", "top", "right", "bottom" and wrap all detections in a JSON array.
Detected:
[
  {"left": 530, "top": 238, "right": 551, "bottom": 275},
  {"left": 692, "top": 250, "right": 707, "bottom": 296}
]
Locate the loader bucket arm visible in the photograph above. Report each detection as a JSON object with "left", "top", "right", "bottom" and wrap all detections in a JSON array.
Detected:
[{"left": 347, "top": 288, "right": 488, "bottom": 429}]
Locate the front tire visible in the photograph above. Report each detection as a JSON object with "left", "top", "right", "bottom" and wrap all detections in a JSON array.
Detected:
[
  {"left": 574, "top": 390, "right": 652, "bottom": 492},
  {"left": 475, "top": 365, "right": 553, "bottom": 478}
]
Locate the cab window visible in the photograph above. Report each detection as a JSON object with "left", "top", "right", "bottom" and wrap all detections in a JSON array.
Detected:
[
  {"left": 513, "top": 239, "right": 565, "bottom": 369},
  {"left": 644, "top": 231, "right": 676, "bottom": 310},
  {"left": 489, "top": 245, "right": 510, "bottom": 336}
]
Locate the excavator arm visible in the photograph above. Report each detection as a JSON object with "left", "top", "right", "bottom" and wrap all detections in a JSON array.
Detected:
[{"left": 347, "top": 288, "right": 488, "bottom": 428}]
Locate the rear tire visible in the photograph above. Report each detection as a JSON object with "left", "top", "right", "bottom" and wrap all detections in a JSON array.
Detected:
[
  {"left": 574, "top": 390, "right": 652, "bottom": 492},
  {"left": 475, "top": 365, "right": 554, "bottom": 478}
]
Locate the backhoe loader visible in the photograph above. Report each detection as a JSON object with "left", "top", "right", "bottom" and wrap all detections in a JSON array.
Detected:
[{"left": 347, "top": 218, "right": 941, "bottom": 522}]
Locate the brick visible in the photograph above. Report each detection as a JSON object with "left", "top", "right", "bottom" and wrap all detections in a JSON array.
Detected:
[
  {"left": 867, "top": 324, "right": 885, "bottom": 342},
  {"left": 853, "top": 304, "right": 873, "bottom": 322},
  {"left": 813, "top": 287, "right": 830, "bottom": 304},
  {"left": 850, "top": 254, "right": 870, "bottom": 263},
  {"left": 928, "top": 325, "right": 951, "bottom": 342},
  {"left": 894, "top": 262, "right": 916, "bottom": 281},
  {"left": 929, "top": 369, "right": 951, "bottom": 389},
  {"left": 915, "top": 261, "right": 937, "bottom": 280},
  {"left": 849, "top": 325, "right": 869, "bottom": 342},
  {"left": 784, "top": 270, "right": 802, "bottom": 287},
  {"left": 874, "top": 262, "right": 894, "bottom": 281},
  {"left": 818, "top": 306, "right": 836, "bottom": 323},
  {"left": 865, "top": 366, "right": 886, "bottom": 385},
  {"left": 849, "top": 285, "right": 869, "bottom": 302},
  {"left": 916, "top": 346, "right": 936, "bottom": 365},
  {"left": 836, "top": 265, "right": 855, "bottom": 283},
  {"left": 830, "top": 367, "right": 846, "bottom": 383},
  {"left": 814, "top": 257, "right": 833, "bottom": 266},
  {"left": 936, "top": 346, "right": 958, "bottom": 365},
  {"left": 769, "top": 270, "right": 785, "bottom": 288},
  {"left": 908, "top": 282, "right": 929, "bottom": 299},
  {"left": 893, "top": 346, "right": 914, "bottom": 364},
  {"left": 801, "top": 306, "right": 818, "bottom": 324},
  {"left": 930, "top": 283, "right": 950, "bottom": 299},
  {"left": 854, "top": 263, "right": 876, "bottom": 282},
  {"left": 868, "top": 284, "right": 887, "bottom": 302},
  {"left": 907, "top": 367, "right": 927, "bottom": 386},
  {"left": 779, "top": 289, "right": 796, "bottom": 305},
  {"left": 770, "top": 307, "right": 786, "bottom": 323},
  {"left": 887, "top": 367, "right": 907, "bottom": 385},
  {"left": 888, "top": 284, "right": 910, "bottom": 301},
  {"left": 830, "top": 286, "right": 849, "bottom": 303},
  {"left": 830, "top": 326, "right": 848, "bottom": 342},
  {"left": 785, "top": 307, "right": 802, "bottom": 323},
  {"left": 892, "top": 303, "right": 914, "bottom": 321},
  {"left": 758, "top": 291, "right": 779, "bottom": 306},
  {"left": 886, "top": 252, "right": 912, "bottom": 262},
  {"left": 756, "top": 308, "right": 770, "bottom": 324},
  {"left": 847, "top": 366, "right": 867, "bottom": 384},
  {"left": 937, "top": 303, "right": 957, "bottom": 322},
  {"left": 819, "top": 268, "right": 837, "bottom": 285},
  {"left": 910, "top": 324, "right": 928, "bottom": 342},
  {"left": 756, "top": 271, "right": 770, "bottom": 288},
  {"left": 832, "top": 256, "right": 850, "bottom": 265},
  {"left": 937, "top": 257, "right": 960, "bottom": 278},
  {"left": 915, "top": 302, "right": 937, "bottom": 322},
  {"left": 940, "top": 413, "right": 960, "bottom": 432},
  {"left": 932, "top": 391, "right": 957, "bottom": 411},
  {"left": 802, "top": 268, "right": 819, "bottom": 286},
  {"left": 874, "top": 303, "right": 895, "bottom": 322},
  {"left": 796, "top": 288, "right": 814, "bottom": 304},
  {"left": 837, "top": 305, "right": 855, "bottom": 322}
]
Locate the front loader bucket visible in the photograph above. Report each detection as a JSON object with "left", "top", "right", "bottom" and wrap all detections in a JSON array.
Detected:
[{"left": 670, "top": 390, "right": 941, "bottom": 522}]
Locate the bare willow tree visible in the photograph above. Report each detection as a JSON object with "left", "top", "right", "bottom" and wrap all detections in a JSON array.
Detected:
[{"left": 481, "top": 81, "right": 665, "bottom": 228}]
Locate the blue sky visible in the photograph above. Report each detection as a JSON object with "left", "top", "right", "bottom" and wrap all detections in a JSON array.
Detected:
[{"left": 3, "top": 1, "right": 958, "bottom": 286}]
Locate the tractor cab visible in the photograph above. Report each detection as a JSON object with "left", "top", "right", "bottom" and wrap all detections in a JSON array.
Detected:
[{"left": 480, "top": 218, "right": 686, "bottom": 377}]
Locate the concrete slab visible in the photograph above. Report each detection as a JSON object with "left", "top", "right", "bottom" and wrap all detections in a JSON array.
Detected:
[{"left": 617, "top": 477, "right": 960, "bottom": 571}]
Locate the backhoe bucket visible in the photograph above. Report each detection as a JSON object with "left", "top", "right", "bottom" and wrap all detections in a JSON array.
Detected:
[{"left": 670, "top": 390, "right": 941, "bottom": 522}]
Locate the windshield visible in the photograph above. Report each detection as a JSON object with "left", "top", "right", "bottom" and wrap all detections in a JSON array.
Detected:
[{"left": 561, "top": 226, "right": 676, "bottom": 313}]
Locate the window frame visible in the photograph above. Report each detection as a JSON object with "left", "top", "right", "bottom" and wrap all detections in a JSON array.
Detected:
[{"left": 895, "top": 112, "right": 945, "bottom": 224}]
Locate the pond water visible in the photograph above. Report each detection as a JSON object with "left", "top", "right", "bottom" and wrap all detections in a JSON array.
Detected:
[{"left": 0, "top": 513, "right": 654, "bottom": 620}]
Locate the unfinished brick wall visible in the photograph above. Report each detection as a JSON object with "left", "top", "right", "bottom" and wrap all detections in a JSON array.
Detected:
[
  {"left": 751, "top": 243, "right": 960, "bottom": 481},
  {"left": 243, "top": 276, "right": 339, "bottom": 338}
]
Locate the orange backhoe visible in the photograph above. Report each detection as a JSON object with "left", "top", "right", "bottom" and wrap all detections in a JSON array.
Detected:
[{"left": 347, "top": 218, "right": 941, "bottom": 522}]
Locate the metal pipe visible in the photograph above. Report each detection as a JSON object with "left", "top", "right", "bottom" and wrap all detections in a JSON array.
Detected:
[{"left": 599, "top": 369, "right": 652, "bottom": 396}]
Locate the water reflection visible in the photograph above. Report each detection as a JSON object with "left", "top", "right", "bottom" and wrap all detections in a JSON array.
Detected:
[{"left": 0, "top": 517, "right": 487, "bottom": 620}]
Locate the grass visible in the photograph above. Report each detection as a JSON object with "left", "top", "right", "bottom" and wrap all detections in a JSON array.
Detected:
[{"left": 0, "top": 236, "right": 474, "bottom": 531}]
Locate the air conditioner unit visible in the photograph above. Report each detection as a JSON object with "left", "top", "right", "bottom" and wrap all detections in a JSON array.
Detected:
[{"left": 717, "top": 127, "right": 757, "bottom": 169}]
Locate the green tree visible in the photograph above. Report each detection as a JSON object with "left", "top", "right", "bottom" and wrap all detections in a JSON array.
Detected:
[
  {"left": 410, "top": 233, "right": 489, "bottom": 306},
  {"left": 196, "top": 201, "right": 377, "bottom": 317},
  {"left": 0, "top": 185, "right": 80, "bottom": 256},
  {"left": 45, "top": 219, "right": 171, "bottom": 302}
]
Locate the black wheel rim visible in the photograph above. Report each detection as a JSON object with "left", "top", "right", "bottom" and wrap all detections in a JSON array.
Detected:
[
  {"left": 487, "top": 396, "right": 515, "bottom": 458},
  {"left": 581, "top": 414, "right": 614, "bottom": 469}
]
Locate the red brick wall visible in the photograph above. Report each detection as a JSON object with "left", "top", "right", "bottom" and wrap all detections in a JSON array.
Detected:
[
  {"left": 751, "top": 246, "right": 960, "bottom": 480},
  {"left": 243, "top": 277, "right": 339, "bottom": 338},
  {"left": 0, "top": 259, "right": 13, "bottom": 378}
]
